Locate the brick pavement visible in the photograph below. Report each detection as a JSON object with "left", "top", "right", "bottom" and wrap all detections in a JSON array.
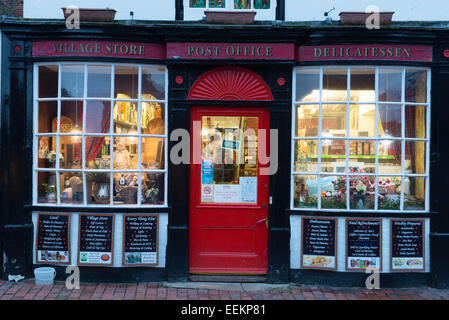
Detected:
[{"left": 0, "top": 279, "right": 449, "bottom": 300}]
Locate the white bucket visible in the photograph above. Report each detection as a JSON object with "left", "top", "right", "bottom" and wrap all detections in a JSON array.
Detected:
[{"left": 34, "top": 267, "right": 56, "bottom": 285}]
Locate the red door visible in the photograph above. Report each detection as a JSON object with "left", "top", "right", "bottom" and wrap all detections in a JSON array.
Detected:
[{"left": 189, "top": 107, "right": 269, "bottom": 274}]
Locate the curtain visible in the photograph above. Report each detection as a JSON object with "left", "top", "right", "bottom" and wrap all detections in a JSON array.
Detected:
[
  {"left": 86, "top": 103, "right": 111, "bottom": 161},
  {"left": 378, "top": 105, "right": 401, "bottom": 163}
]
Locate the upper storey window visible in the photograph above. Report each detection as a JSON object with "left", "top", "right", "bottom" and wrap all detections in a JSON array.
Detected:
[{"left": 185, "top": 0, "right": 275, "bottom": 20}]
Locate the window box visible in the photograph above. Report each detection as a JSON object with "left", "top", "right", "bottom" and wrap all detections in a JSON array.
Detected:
[
  {"left": 339, "top": 12, "right": 394, "bottom": 25},
  {"left": 61, "top": 8, "right": 117, "bottom": 22},
  {"left": 205, "top": 10, "right": 256, "bottom": 24}
]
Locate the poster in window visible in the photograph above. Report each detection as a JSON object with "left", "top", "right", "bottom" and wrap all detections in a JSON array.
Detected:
[
  {"left": 36, "top": 213, "right": 71, "bottom": 265},
  {"left": 346, "top": 219, "right": 382, "bottom": 271},
  {"left": 301, "top": 217, "right": 337, "bottom": 270},
  {"left": 123, "top": 215, "right": 158, "bottom": 266},
  {"left": 391, "top": 219, "right": 425, "bottom": 271},
  {"left": 78, "top": 214, "right": 114, "bottom": 266}
]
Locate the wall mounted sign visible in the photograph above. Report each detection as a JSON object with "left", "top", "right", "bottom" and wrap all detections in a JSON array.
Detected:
[
  {"left": 32, "top": 41, "right": 166, "bottom": 59},
  {"left": 391, "top": 219, "right": 425, "bottom": 271},
  {"left": 36, "top": 213, "right": 71, "bottom": 265},
  {"left": 167, "top": 42, "right": 295, "bottom": 60},
  {"left": 301, "top": 217, "right": 337, "bottom": 270},
  {"left": 123, "top": 215, "right": 159, "bottom": 266},
  {"left": 297, "top": 45, "right": 433, "bottom": 62},
  {"left": 346, "top": 219, "right": 382, "bottom": 272},
  {"left": 78, "top": 214, "right": 114, "bottom": 266}
]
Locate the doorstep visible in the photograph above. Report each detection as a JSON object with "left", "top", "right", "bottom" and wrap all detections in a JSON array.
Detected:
[{"left": 164, "top": 281, "right": 290, "bottom": 292}]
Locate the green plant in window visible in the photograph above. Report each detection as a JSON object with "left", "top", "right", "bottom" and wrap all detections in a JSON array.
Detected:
[
  {"left": 254, "top": 0, "right": 269, "bottom": 9},
  {"left": 378, "top": 197, "right": 400, "bottom": 210},
  {"left": 321, "top": 197, "right": 346, "bottom": 209},
  {"left": 210, "top": 0, "right": 225, "bottom": 8},
  {"left": 190, "top": 0, "right": 206, "bottom": 8},
  {"left": 234, "top": 0, "right": 250, "bottom": 9}
]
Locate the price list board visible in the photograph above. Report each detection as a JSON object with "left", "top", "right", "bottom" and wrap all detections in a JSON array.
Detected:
[
  {"left": 36, "top": 214, "right": 71, "bottom": 265},
  {"left": 123, "top": 215, "right": 159, "bottom": 266},
  {"left": 301, "top": 217, "right": 337, "bottom": 270},
  {"left": 78, "top": 214, "right": 114, "bottom": 266},
  {"left": 346, "top": 219, "right": 382, "bottom": 272},
  {"left": 391, "top": 219, "right": 425, "bottom": 271}
]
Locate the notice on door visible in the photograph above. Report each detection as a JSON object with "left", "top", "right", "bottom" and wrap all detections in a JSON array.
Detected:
[
  {"left": 201, "top": 159, "right": 213, "bottom": 184},
  {"left": 36, "top": 214, "right": 71, "bottom": 265},
  {"left": 213, "top": 184, "right": 241, "bottom": 203},
  {"left": 301, "top": 217, "right": 337, "bottom": 270},
  {"left": 391, "top": 219, "right": 425, "bottom": 271},
  {"left": 240, "top": 177, "right": 257, "bottom": 203},
  {"left": 78, "top": 214, "right": 114, "bottom": 266},
  {"left": 123, "top": 215, "right": 158, "bottom": 266},
  {"left": 346, "top": 219, "right": 382, "bottom": 271}
]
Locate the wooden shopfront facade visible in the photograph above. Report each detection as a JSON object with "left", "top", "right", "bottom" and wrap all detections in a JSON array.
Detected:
[{"left": 1, "top": 19, "right": 449, "bottom": 287}]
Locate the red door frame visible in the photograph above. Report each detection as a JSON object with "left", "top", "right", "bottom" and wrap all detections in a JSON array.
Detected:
[{"left": 189, "top": 107, "right": 270, "bottom": 274}]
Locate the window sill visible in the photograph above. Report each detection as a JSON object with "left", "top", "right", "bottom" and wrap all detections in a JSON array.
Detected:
[{"left": 286, "top": 208, "right": 437, "bottom": 218}]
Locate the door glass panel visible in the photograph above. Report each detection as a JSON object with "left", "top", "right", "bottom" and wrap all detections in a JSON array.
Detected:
[{"left": 201, "top": 115, "right": 259, "bottom": 204}]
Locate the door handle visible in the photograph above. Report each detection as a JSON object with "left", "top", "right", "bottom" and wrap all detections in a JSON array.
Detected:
[{"left": 256, "top": 217, "right": 269, "bottom": 229}]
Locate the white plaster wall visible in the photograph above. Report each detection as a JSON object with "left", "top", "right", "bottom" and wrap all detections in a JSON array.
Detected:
[
  {"left": 24, "top": 0, "right": 175, "bottom": 20},
  {"left": 32, "top": 212, "right": 168, "bottom": 268},
  {"left": 290, "top": 215, "right": 431, "bottom": 273},
  {"left": 285, "top": 0, "right": 449, "bottom": 21}
]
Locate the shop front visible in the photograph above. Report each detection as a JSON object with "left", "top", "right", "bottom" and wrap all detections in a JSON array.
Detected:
[{"left": 1, "top": 20, "right": 448, "bottom": 287}]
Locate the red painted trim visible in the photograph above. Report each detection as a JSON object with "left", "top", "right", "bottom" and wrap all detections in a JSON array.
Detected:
[
  {"left": 167, "top": 42, "right": 294, "bottom": 60},
  {"left": 297, "top": 45, "right": 433, "bottom": 62},
  {"left": 187, "top": 66, "right": 273, "bottom": 101},
  {"left": 32, "top": 41, "right": 166, "bottom": 60}
]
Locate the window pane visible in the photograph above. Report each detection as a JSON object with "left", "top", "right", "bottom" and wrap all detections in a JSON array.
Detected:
[
  {"left": 114, "top": 102, "right": 138, "bottom": 133},
  {"left": 293, "top": 175, "right": 318, "bottom": 208},
  {"left": 60, "top": 172, "right": 84, "bottom": 204},
  {"left": 59, "top": 136, "right": 82, "bottom": 169},
  {"left": 378, "top": 140, "right": 402, "bottom": 174},
  {"left": 142, "top": 66, "right": 165, "bottom": 100},
  {"left": 404, "top": 176, "right": 425, "bottom": 210},
  {"left": 38, "top": 101, "right": 58, "bottom": 133},
  {"left": 405, "top": 141, "right": 426, "bottom": 174},
  {"left": 254, "top": 0, "right": 269, "bottom": 9},
  {"left": 378, "top": 68, "right": 402, "bottom": 102},
  {"left": 405, "top": 105, "right": 426, "bottom": 139},
  {"left": 141, "top": 102, "right": 165, "bottom": 135},
  {"left": 210, "top": 0, "right": 225, "bottom": 8},
  {"left": 349, "top": 105, "right": 375, "bottom": 138},
  {"left": 378, "top": 176, "right": 401, "bottom": 210},
  {"left": 85, "top": 137, "right": 110, "bottom": 169},
  {"left": 348, "top": 140, "right": 375, "bottom": 173},
  {"left": 114, "top": 173, "right": 138, "bottom": 205},
  {"left": 378, "top": 104, "right": 401, "bottom": 138},
  {"left": 322, "top": 104, "right": 346, "bottom": 136},
  {"left": 190, "top": 0, "right": 206, "bottom": 7},
  {"left": 295, "top": 105, "right": 319, "bottom": 137},
  {"left": 350, "top": 68, "right": 375, "bottom": 102},
  {"left": 61, "top": 65, "right": 84, "bottom": 98},
  {"left": 37, "top": 136, "right": 57, "bottom": 169},
  {"left": 234, "top": 0, "right": 250, "bottom": 9},
  {"left": 39, "top": 65, "right": 58, "bottom": 98},
  {"left": 86, "top": 101, "right": 111, "bottom": 134},
  {"left": 113, "top": 137, "right": 138, "bottom": 170},
  {"left": 323, "top": 68, "right": 347, "bottom": 102},
  {"left": 61, "top": 101, "right": 83, "bottom": 133},
  {"left": 86, "top": 172, "right": 111, "bottom": 205},
  {"left": 321, "top": 140, "right": 346, "bottom": 173},
  {"left": 321, "top": 175, "right": 347, "bottom": 209},
  {"left": 115, "top": 66, "right": 138, "bottom": 99},
  {"left": 349, "top": 175, "right": 375, "bottom": 210},
  {"left": 294, "top": 140, "right": 318, "bottom": 172},
  {"left": 142, "top": 138, "right": 165, "bottom": 170},
  {"left": 142, "top": 173, "right": 165, "bottom": 205},
  {"left": 87, "top": 65, "right": 111, "bottom": 98},
  {"left": 406, "top": 69, "right": 427, "bottom": 103},
  {"left": 37, "top": 172, "right": 58, "bottom": 203},
  {"left": 296, "top": 69, "right": 320, "bottom": 102}
]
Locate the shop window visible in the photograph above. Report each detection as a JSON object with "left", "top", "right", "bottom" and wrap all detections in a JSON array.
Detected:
[
  {"left": 189, "top": 0, "right": 270, "bottom": 9},
  {"left": 34, "top": 63, "right": 167, "bottom": 207},
  {"left": 292, "top": 67, "right": 430, "bottom": 212}
]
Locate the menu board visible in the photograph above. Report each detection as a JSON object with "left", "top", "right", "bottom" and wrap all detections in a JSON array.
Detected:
[
  {"left": 36, "top": 214, "right": 71, "bottom": 265},
  {"left": 123, "top": 215, "right": 159, "bottom": 266},
  {"left": 78, "top": 214, "right": 114, "bottom": 266},
  {"left": 301, "top": 217, "right": 337, "bottom": 270},
  {"left": 346, "top": 219, "right": 382, "bottom": 271},
  {"left": 391, "top": 219, "right": 425, "bottom": 271}
]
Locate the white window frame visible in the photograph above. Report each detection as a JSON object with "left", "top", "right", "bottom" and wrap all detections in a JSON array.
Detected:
[
  {"left": 33, "top": 62, "right": 168, "bottom": 208},
  {"left": 183, "top": 0, "right": 275, "bottom": 21},
  {"left": 291, "top": 66, "right": 431, "bottom": 213}
]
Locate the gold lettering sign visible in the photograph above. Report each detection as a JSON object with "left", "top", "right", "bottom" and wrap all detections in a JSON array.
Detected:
[
  {"left": 50, "top": 42, "right": 146, "bottom": 56},
  {"left": 312, "top": 46, "right": 414, "bottom": 59},
  {"left": 186, "top": 45, "right": 273, "bottom": 58}
]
